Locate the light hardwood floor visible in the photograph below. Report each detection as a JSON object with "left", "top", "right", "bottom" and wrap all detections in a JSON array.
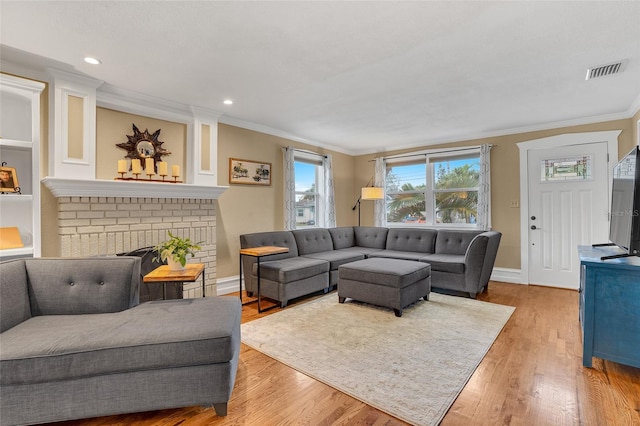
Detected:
[{"left": 50, "top": 282, "right": 640, "bottom": 426}]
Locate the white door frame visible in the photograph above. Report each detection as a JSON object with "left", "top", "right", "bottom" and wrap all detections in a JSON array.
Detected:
[{"left": 517, "top": 130, "right": 620, "bottom": 285}]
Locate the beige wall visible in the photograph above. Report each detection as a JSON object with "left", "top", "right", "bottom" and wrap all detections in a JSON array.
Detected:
[
  {"left": 22, "top": 65, "right": 639, "bottom": 275},
  {"left": 215, "top": 124, "right": 355, "bottom": 278},
  {"left": 354, "top": 118, "right": 636, "bottom": 270},
  {"left": 95, "top": 108, "right": 186, "bottom": 180}
]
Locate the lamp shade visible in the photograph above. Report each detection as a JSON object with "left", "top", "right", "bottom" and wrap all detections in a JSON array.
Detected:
[{"left": 361, "top": 186, "right": 384, "bottom": 200}]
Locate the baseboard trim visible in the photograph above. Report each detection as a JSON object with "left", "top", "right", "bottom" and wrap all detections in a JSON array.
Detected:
[
  {"left": 216, "top": 275, "right": 241, "bottom": 296},
  {"left": 490, "top": 267, "right": 523, "bottom": 284}
]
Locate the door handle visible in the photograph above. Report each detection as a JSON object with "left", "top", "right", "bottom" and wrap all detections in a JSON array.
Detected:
[{"left": 531, "top": 225, "right": 540, "bottom": 230}]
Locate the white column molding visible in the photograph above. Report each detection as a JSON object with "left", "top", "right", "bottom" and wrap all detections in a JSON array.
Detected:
[
  {"left": 47, "top": 68, "right": 103, "bottom": 179},
  {"left": 190, "top": 106, "right": 222, "bottom": 186}
]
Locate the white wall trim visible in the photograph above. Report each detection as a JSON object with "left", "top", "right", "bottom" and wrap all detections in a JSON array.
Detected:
[
  {"left": 216, "top": 275, "right": 240, "bottom": 296},
  {"left": 97, "top": 83, "right": 194, "bottom": 123},
  {"left": 490, "top": 267, "right": 523, "bottom": 285},
  {"left": 517, "top": 130, "right": 620, "bottom": 285}
]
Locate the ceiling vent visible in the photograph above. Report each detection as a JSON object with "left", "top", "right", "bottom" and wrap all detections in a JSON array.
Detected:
[{"left": 585, "top": 61, "right": 626, "bottom": 80}]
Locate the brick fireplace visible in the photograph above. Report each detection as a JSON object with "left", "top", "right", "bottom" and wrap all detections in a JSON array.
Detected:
[{"left": 43, "top": 178, "right": 227, "bottom": 298}]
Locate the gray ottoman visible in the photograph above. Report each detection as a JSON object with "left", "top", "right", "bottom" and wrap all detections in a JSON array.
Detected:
[{"left": 338, "top": 258, "right": 431, "bottom": 317}]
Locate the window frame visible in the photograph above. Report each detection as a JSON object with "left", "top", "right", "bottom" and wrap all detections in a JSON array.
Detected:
[
  {"left": 294, "top": 152, "right": 325, "bottom": 229},
  {"left": 385, "top": 148, "right": 482, "bottom": 229}
]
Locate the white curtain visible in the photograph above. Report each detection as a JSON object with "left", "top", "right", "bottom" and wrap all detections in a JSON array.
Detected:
[
  {"left": 373, "top": 157, "right": 387, "bottom": 227},
  {"left": 323, "top": 154, "right": 337, "bottom": 228},
  {"left": 283, "top": 146, "right": 296, "bottom": 230},
  {"left": 477, "top": 144, "right": 492, "bottom": 230}
]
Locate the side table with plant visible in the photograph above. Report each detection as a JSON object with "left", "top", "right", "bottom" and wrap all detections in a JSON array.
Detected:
[{"left": 153, "top": 231, "right": 202, "bottom": 271}]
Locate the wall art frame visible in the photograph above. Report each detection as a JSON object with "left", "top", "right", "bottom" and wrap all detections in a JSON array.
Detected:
[
  {"left": 0, "top": 166, "right": 19, "bottom": 193},
  {"left": 229, "top": 158, "right": 271, "bottom": 186}
]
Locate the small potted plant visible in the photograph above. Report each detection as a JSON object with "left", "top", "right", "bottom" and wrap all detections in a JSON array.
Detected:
[{"left": 153, "top": 231, "right": 202, "bottom": 271}]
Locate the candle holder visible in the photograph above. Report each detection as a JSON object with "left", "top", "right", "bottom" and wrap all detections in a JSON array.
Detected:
[
  {"left": 119, "top": 172, "right": 126, "bottom": 179},
  {"left": 133, "top": 173, "right": 141, "bottom": 180},
  {"left": 147, "top": 172, "right": 155, "bottom": 180}
]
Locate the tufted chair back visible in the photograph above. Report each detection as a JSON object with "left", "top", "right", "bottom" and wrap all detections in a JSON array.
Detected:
[
  {"left": 385, "top": 228, "right": 438, "bottom": 253},
  {"left": 435, "top": 230, "right": 483, "bottom": 255},
  {"left": 292, "top": 228, "right": 334, "bottom": 255},
  {"left": 24, "top": 257, "right": 141, "bottom": 316}
]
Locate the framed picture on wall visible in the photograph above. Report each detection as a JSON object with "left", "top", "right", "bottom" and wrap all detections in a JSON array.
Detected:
[
  {"left": 229, "top": 158, "right": 271, "bottom": 186},
  {"left": 0, "top": 166, "right": 19, "bottom": 193}
]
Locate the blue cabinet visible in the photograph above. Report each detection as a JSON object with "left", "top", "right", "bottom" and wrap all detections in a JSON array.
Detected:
[{"left": 578, "top": 246, "right": 640, "bottom": 368}]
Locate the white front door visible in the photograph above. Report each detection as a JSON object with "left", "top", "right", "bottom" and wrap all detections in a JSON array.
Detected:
[{"left": 527, "top": 142, "right": 610, "bottom": 289}]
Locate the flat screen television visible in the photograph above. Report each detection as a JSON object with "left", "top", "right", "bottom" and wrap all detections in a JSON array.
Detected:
[{"left": 608, "top": 146, "right": 640, "bottom": 257}]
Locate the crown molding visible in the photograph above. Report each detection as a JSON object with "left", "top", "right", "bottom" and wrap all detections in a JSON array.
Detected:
[{"left": 218, "top": 115, "right": 352, "bottom": 156}]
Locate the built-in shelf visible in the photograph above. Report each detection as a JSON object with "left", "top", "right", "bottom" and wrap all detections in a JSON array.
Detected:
[
  {"left": 0, "top": 246, "right": 34, "bottom": 258},
  {"left": 42, "top": 177, "right": 228, "bottom": 200},
  {"left": 0, "top": 138, "right": 33, "bottom": 150}
]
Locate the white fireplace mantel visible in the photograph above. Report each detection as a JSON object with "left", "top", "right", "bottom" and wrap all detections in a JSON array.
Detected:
[{"left": 42, "top": 177, "right": 228, "bottom": 200}]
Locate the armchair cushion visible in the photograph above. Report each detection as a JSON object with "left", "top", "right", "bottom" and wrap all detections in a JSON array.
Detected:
[
  {"left": 328, "top": 227, "right": 356, "bottom": 249},
  {"left": 353, "top": 226, "right": 388, "bottom": 249},
  {"left": 435, "top": 230, "right": 482, "bottom": 255},
  {"left": 420, "top": 254, "right": 466, "bottom": 274},
  {"left": 292, "top": 229, "right": 334, "bottom": 255},
  {"left": 255, "top": 257, "right": 329, "bottom": 284},
  {"left": 0, "top": 297, "right": 240, "bottom": 386},
  {"left": 385, "top": 228, "right": 438, "bottom": 253},
  {"left": 25, "top": 257, "right": 140, "bottom": 316}
]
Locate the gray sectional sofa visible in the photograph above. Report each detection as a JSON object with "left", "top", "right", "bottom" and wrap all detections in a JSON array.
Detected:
[
  {"left": 240, "top": 226, "right": 501, "bottom": 307},
  {"left": 0, "top": 256, "right": 241, "bottom": 426}
]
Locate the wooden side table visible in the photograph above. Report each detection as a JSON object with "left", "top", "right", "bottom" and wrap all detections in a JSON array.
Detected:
[
  {"left": 144, "top": 263, "right": 206, "bottom": 299},
  {"left": 239, "top": 246, "right": 289, "bottom": 313}
]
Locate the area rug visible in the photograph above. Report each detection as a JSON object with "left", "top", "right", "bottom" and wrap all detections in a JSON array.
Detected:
[{"left": 241, "top": 293, "right": 515, "bottom": 426}]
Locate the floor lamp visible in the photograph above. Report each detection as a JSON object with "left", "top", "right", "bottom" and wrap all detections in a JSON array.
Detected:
[{"left": 352, "top": 186, "right": 384, "bottom": 226}]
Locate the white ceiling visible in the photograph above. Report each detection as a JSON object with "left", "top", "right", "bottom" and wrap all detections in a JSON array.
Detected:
[{"left": 1, "top": 1, "right": 639, "bottom": 155}]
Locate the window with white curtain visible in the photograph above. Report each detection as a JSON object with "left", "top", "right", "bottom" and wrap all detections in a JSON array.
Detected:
[
  {"left": 294, "top": 154, "right": 324, "bottom": 228},
  {"left": 385, "top": 151, "right": 482, "bottom": 227}
]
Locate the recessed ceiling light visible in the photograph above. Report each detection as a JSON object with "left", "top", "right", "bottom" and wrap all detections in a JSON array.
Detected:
[
  {"left": 84, "top": 57, "right": 101, "bottom": 65},
  {"left": 223, "top": 99, "right": 233, "bottom": 105}
]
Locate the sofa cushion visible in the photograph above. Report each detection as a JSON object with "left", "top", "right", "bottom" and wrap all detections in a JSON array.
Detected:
[
  {"left": 354, "top": 226, "right": 389, "bottom": 249},
  {"left": 435, "top": 230, "right": 482, "bottom": 255},
  {"left": 254, "top": 256, "right": 329, "bottom": 284},
  {"left": 292, "top": 229, "right": 334, "bottom": 255},
  {"left": 336, "top": 246, "right": 383, "bottom": 258},
  {"left": 420, "top": 254, "right": 466, "bottom": 274},
  {"left": 25, "top": 257, "right": 140, "bottom": 316},
  {"left": 302, "top": 250, "right": 365, "bottom": 270},
  {"left": 368, "top": 250, "right": 429, "bottom": 262},
  {"left": 385, "top": 228, "right": 437, "bottom": 253},
  {"left": 0, "top": 297, "right": 241, "bottom": 386},
  {"left": 0, "top": 259, "right": 32, "bottom": 333},
  {"left": 328, "top": 227, "right": 355, "bottom": 250},
  {"left": 240, "top": 230, "right": 298, "bottom": 258},
  {"left": 339, "top": 258, "right": 431, "bottom": 289}
]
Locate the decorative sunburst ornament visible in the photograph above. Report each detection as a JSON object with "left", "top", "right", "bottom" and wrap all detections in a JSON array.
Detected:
[{"left": 116, "top": 124, "right": 171, "bottom": 171}]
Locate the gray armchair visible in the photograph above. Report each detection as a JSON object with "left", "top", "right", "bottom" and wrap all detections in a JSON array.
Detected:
[{"left": 0, "top": 256, "right": 241, "bottom": 425}]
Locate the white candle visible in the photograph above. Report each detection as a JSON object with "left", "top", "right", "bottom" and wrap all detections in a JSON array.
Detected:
[
  {"left": 171, "top": 165, "right": 180, "bottom": 178},
  {"left": 158, "top": 161, "right": 168, "bottom": 176},
  {"left": 145, "top": 158, "right": 154, "bottom": 175},
  {"left": 117, "top": 159, "right": 127, "bottom": 174},
  {"left": 131, "top": 159, "right": 142, "bottom": 174}
]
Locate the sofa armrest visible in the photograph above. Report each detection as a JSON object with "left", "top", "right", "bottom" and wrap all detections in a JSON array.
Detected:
[
  {"left": 463, "top": 231, "right": 501, "bottom": 292},
  {"left": 24, "top": 257, "right": 141, "bottom": 316}
]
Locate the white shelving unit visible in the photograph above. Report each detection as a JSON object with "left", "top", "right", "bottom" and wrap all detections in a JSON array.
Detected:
[{"left": 0, "top": 74, "right": 45, "bottom": 259}]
